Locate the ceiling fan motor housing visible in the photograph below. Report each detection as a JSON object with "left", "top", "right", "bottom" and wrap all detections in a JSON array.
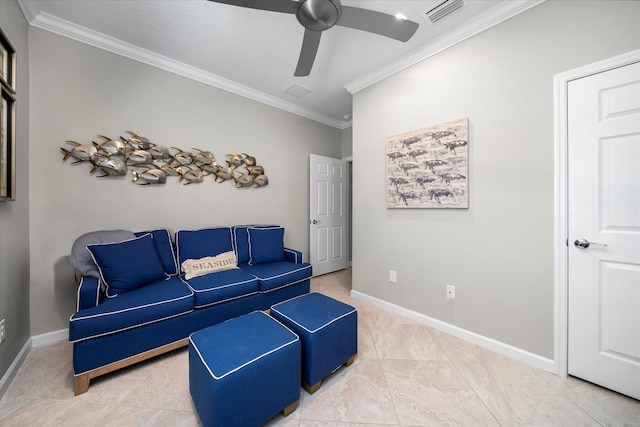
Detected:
[{"left": 296, "top": 0, "right": 342, "bottom": 32}]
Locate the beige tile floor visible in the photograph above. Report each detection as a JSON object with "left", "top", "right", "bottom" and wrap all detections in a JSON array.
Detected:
[{"left": 1, "top": 268, "right": 638, "bottom": 426}]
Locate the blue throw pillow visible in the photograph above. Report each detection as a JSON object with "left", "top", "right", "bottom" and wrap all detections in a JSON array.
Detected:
[
  {"left": 248, "top": 226, "right": 285, "bottom": 265},
  {"left": 232, "top": 224, "right": 278, "bottom": 264},
  {"left": 176, "top": 227, "right": 234, "bottom": 269},
  {"left": 134, "top": 229, "right": 178, "bottom": 275},
  {"left": 88, "top": 233, "right": 168, "bottom": 297}
]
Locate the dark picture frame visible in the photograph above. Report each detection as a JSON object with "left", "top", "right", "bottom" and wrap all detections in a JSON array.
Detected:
[{"left": 0, "top": 27, "right": 16, "bottom": 201}]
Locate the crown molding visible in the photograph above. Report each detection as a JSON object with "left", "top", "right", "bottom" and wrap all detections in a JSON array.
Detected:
[
  {"left": 20, "top": 7, "right": 347, "bottom": 129},
  {"left": 17, "top": 0, "right": 38, "bottom": 23},
  {"left": 18, "top": 1, "right": 542, "bottom": 130},
  {"left": 345, "top": 0, "right": 546, "bottom": 95}
]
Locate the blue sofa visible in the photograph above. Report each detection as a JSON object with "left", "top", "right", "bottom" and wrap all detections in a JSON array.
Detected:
[{"left": 68, "top": 225, "right": 312, "bottom": 395}]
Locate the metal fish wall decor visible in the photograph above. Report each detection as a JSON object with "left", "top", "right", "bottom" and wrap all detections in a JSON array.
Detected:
[{"left": 59, "top": 130, "right": 269, "bottom": 188}]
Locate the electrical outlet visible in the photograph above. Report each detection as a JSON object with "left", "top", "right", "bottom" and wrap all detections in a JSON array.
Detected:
[
  {"left": 446, "top": 285, "right": 455, "bottom": 299},
  {"left": 389, "top": 270, "right": 397, "bottom": 283},
  {"left": 0, "top": 319, "right": 6, "bottom": 344}
]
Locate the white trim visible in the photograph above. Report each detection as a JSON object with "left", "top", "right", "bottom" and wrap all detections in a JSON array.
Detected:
[
  {"left": 17, "top": 1, "right": 543, "bottom": 130},
  {"left": 31, "top": 328, "right": 69, "bottom": 347},
  {"left": 190, "top": 311, "right": 299, "bottom": 379},
  {"left": 16, "top": 0, "right": 38, "bottom": 22},
  {"left": 343, "top": 157, "right": 353, "bottom": 269},
  {"left": 76, "top": 275, "right": 100, "bottom": 311},
  {"left": 193, "top": 291, "right": 259, "bottom": 310},
  {"left": 260, "top": 276, "right": 310, "bottom": 294},
  {"left": 70, "top": 292, "right": 193, "bottom": 322},
  {"left": 70, "top": 310, "right": 193, "bottom": 343},
  {"left": 284, "top": 248, "right": 302, "bottom": 264},
  {"left": 552, "top": 49, "right": 640, "bottom": 378},
  {"left": 272, "top": 302, "right": 356, "bottom": 334},
  {"left": 0, "top": 338, "right": 32, "bottom": 399},
  {"left": 345, "top": 0, "right": 545, "bottom": 95},
  {"left": 351, "top": 290, "right": 554, "bottom": 373},
  {"left": 251, "top": 264, "right": 312, "bottom": 282},
  {"left": 22, "top": 11, "right": 346, "bottom": 130},
  {"left": 182, "top": 275, "right": 255, "bottom": 294},
  {"left": 0, "top": 329, "right": 69, "bottom": 399}
]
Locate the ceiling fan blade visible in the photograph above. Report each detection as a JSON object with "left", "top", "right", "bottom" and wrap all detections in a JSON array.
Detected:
[
  {"left": 338, "top": 6, "right": 419, "bottom": 42},
  {"left": 294, "top": 29, "right": 322, "bottom": 77},
  {"left": 206, "top": 0, "right": 297, "bottom": 14}
]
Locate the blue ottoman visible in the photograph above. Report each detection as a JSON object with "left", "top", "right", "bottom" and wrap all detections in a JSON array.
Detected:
[
  {"left": 271, "top": 292, "right": 357, "bottom": 394},
  {"left": 189, "top": 311, "right": 301, "bottom": 427}
]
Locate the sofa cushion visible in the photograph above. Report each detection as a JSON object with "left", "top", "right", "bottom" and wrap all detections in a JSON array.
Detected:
[
  {"left": 69, "top": 276, "right": 194, "bottom": 342},
  {"left": 232, "top": 225, "right": 277, "bottom": 264},
  {"left": 248, "top": 226, "right": 285, "bottom": 265},
  {"left": 182, "top": 251, "right": 238, "bottom": 280},
  {"left": 88, "top": 233, "right": 169, "bottom": 297},
  {"left": 240, "top": 261, "right": 312, "bottom": 293},
  {"left": 181, "top": 268, "right": 259, "bottom": 308},
  {"left": 176, "top": 227, "right": 233, "bottom": 271},
  {"left": 71, "top": 230, "right": 136, "bottom": 279},
  {"left": 134, "top": 229, "right": 178, "bottom": 275}
]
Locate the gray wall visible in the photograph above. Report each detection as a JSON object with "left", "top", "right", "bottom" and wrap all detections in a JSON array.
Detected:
[
  {"left": 28, "top": 29, "right": 341, "bottom": 336},
  {"left": 341, "top": 126, "right": 352, "bottom": 158},
  {"left": 0, "top": 0, "right": 31, "bottom": 382},
  {"left": 352, "top": 0, "right": 640, "bottom": 359}
]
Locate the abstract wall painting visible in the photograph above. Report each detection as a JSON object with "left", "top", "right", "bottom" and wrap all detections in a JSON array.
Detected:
[
  {"left": 386, "top": 117, "right": 469, "bottom": 209},
  {"left": 0, "top": 27, "right": 16, "bottom": 202}
]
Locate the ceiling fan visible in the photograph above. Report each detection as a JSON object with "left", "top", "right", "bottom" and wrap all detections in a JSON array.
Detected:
[{"left": 207, "top": 0, "right": 419, "bottom": 76}]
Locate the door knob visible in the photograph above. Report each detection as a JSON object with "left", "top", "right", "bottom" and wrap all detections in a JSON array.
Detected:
[
  {"left": 311, "top": 219, "right": 319, "bottom": 224},
  {"left": 574, "top": 238, "right": 607, "bottom": 249}
]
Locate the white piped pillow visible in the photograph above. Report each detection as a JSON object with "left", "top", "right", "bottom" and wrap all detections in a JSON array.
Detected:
[{"left": 182, "top": 251, "right": 238, "bottom": 279}]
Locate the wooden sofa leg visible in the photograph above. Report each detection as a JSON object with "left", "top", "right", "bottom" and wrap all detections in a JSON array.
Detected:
[
  {"left": 344, "top": 354, "right": 356, "bottom": 367},
  {"left": 282, "top": 400, "right": 298, "bottom": 416},
  {"left": 74, "top": 374, "right": 90, "bottom": 396}
]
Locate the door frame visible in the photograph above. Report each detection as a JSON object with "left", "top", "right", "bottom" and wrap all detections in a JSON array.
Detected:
[
  {"left": 553, "top": 49, "right": 640, "bottom": 378},
  {"left": 344, "top": 156, "right": 353, "bottom": 267},
  {"left": 309, "top": 154, "right": 348, "bottom": 276}
]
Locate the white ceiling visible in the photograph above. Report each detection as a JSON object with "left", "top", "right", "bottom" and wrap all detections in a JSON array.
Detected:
[{"left": 18, "top": 0, "right": 543, "bottom": 128}]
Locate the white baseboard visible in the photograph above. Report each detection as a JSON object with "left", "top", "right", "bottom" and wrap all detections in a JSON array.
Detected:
[
  {"left": 0, "top": 338, "right": 32, "bottom": 398},
  {"left": 0, "top": 329, "right": 68, "bottom": 399},
  {"left": 31, "top": 328, "right": 68, "bottom": 347},
  {"left": 351, "top": 290, "right": 555, "bottom": 373}
]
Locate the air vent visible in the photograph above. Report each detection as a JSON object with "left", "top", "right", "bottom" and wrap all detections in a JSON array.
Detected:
[
  {"left": 284, "top": 83, "right": 312, "bottom": 99},
  {"left": 425, "top": 0, "right": 464, "bottom": 24}
]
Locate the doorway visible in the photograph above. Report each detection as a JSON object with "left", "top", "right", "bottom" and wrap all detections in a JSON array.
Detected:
[
  {"left": 554, "top": 50, "right": 640, "bottom": 399},
  {"left": 309, "top": 154, "right": 348, "bottom": 276}
]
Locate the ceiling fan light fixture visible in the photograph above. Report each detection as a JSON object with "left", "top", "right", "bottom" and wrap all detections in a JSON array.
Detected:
[
  {"left": 207, "top": 0, "right": 419, "bottom": 76},
  {"left": 296, "top": 0, "right": 342, "bottom": 32}
]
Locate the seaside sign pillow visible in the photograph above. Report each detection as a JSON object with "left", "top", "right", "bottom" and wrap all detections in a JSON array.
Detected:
[
  {"left": 247, "top": 226, "right": 285, "bottom": 265},
  {"left": 88, "top": 233, "right": 168, "bottom": 297},
  {"left": 182, "top": 251, "right": 238, "bottom": 279}
]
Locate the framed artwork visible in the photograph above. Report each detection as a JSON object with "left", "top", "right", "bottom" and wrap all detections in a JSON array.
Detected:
[
  {"left": 0, "top": 28, "right": 15, "bottom": 91},
  {"left": 0, "top": 27, "right": 16, "bottom": 201},
  {"left": 386, "top": 117, "right": 469, "bottom": 208}
]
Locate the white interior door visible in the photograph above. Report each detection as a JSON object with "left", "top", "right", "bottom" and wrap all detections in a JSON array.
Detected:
[
  {"left": 309, "top": 154, "right": 347, "bottom": 276},
  {"left": 567, "top": 61, "right": 640, "bottom": 400}
]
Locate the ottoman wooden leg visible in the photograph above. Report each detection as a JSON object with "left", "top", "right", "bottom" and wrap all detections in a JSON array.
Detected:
[
  {"left": 344, "top": 354, "right": 356, "bottom": 367},
  {"left": 303, "top": 380, "right": 322, "bottom": 394},
  {"left": 282, "top": 400, "right": 298, "bottom": 416}
]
